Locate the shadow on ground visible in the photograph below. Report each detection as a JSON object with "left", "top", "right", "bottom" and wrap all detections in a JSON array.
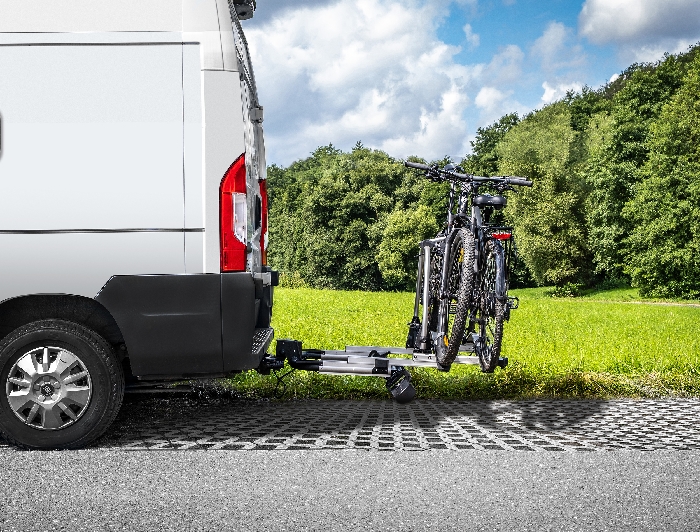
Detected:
[{"left": 89, "top": 391, "right": 700, "bottom": 451}]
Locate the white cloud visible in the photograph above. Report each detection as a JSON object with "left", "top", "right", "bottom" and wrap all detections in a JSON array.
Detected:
[
  {"left": 246, "top": 0, "right": 504, "bottom": 164},
  {"left": 463, "top": 23, "right": 480, "bottom": 48},
  {"left": 474, "top": 87, "right": 507, "bottom": 112},
  {"left": 579, "top": 0, "right": 700, "bottom": 44},
  {"left": 245, "top": 0, "right": 531, "bottom": 165},
  {"left": 483, "top": 44, "right": 525, "bottom": 84},
  {"left": 579, "top": 0, "right": 700, "bottom": 62},
  {"left": 531, "top": 22, "right": 586, "bottom": 74},
  {"left": 380, "top": 84, "right": 471, "bottom": 160},
  {"left": 624, "top": 39, "right": 699, "bottom": 63},
  {"left": 541, "top": 81, "right": 583, "bottom": 104}
]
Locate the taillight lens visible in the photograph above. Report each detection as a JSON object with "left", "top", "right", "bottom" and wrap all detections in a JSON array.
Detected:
[
  {"left": 259, "top": 178, "right": 268, "bottom": 265},
  {"left": 220, "top": 154, "right": 247, "bottom": 271}
]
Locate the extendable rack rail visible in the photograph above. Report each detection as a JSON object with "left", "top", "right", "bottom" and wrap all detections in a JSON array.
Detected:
[{"left": 261, "top": 339, "right": 508, "bottom": 403}]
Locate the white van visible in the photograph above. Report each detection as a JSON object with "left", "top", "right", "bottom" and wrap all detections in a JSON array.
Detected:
[{"left": 0, "top": 0, "right": 277, "bottom": 449}]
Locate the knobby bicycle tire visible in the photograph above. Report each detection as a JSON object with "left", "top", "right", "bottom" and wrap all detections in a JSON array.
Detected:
[
  {"left": 433, "top": 228, "right": 476, "bottom": 368},
  {"left": 474, "top": 238, "right": 506, "bottom": 372}
]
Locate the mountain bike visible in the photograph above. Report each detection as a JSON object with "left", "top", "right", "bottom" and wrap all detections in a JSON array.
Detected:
[{"left": 404, "top": 161, "right": 532, "bottom": 372}]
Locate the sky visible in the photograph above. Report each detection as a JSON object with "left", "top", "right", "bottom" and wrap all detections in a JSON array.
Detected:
[{"left": 243, "top": 0, "right": 700, "bottom": 166}]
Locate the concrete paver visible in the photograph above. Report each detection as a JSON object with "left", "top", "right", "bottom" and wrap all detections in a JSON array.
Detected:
[{"left": 22, "top": 397, "right": 697, "bottom": 452}]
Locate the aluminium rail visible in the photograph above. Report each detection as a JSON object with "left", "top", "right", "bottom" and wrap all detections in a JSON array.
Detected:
[{"left": 261, "top": 339, "right": 508, "bottom": 403}]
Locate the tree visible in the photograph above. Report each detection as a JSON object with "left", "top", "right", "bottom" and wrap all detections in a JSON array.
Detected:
[
  {"left": 377, "top": 205, "right": 438, "bottom": 291},
  {"left": 267, "top": 145, "right": 415, "bottom": 290},
  {"left": 624, "top": 53, "right": 700, "bottom": 298},
  {"left": 462, "top": 113, "right": 519, "bottom": 176},
  {"left": 497, "top": 103, "right": 592, "bottom": 286},
  {"left": 585, "top": 49, "right": 699, "bottom": 281}
]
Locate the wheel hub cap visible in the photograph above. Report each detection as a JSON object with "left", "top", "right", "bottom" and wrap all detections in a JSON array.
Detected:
[{"left": 5, "top": 346, "right": 93, "bottom": 430}]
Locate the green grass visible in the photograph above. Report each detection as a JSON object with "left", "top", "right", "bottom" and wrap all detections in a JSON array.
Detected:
[{"left": 222, "top": 287, "right": 700, "bottom": 400}]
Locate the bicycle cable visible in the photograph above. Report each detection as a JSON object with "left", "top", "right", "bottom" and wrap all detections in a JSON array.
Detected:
[{"left": 271, "top": 366, "right": 296, "bottom": 399}]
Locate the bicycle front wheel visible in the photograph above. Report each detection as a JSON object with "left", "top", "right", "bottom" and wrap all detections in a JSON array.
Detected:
[
  {"left": 434, "top": 228, "right": 475, "bottom": 368},
  {"left": 474, "top": 238, "right": 506, "bottom": 372}
]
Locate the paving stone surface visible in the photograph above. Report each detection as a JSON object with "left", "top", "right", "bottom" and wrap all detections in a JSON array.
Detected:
[
  {"left": 57, "top": 396, "right": 700, "bottom": 451},
  {"left": 2, "top": 396, "right": 698, "bottom": 452}
]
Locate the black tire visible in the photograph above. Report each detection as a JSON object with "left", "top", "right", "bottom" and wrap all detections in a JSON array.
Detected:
[
  {"left": 432, "top": 228, "right": 476, "bottom": 368},
  {"left": 474, "top": 239, "right": 506, "bottom": 372},
  {"left": 0, "top": 320, "right": 124, "bottom": 450}
]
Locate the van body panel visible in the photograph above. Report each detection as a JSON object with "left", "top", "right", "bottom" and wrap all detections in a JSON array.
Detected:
[
  {"left": 0, "top": 32, "right": 188, "bottom": 45},
  {"left": 183, "top": 44, "right": 204, "bottom": 232},
  {"left": 0, "top": 43, "right": 185, "bottom": 231},
  {"left": 0, "top": 0, "right": 272, "bottom": 378},
  {"left": 183, "top": 0, "right": 225, "bottom": 71},
  {"left": 216, "top": 0, "right": 238, "bottom": 72},
  {"left": 230, "top": 12, "right": 266, "bottom": 273},
  {"left": 221, "top": 271, "right": 257, "bottom": 372},
  {"left": 185, "top": 232, "right": 205, "bottom": 274},
  {"left": 95, "top": 274, "right": 223, "bottom": 376},
  {"left": 0, "top": 0, "right": 183, "bottom": 33},
  {"left": 0, "top": 233, "right": 186, "bottom": 299},
  {"left": 201, "top": 70, "right": 245, "bottom": 273}
]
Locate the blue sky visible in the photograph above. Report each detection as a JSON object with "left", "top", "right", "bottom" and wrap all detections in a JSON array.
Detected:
[{"left": 245, "top": 0, "right": 700, "bottom": 166}]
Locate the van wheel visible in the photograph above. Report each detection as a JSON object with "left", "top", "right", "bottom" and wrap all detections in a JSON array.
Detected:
[{"left": 0, "top": 320, "right": 124, "bottom": 450}]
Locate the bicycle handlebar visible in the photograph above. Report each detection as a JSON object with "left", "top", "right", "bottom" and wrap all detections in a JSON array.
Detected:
[
  {"left": 404, "top": 161, "right": 432, "bottom": 171},
  {"left": 404, "top": 161, "right": 533, "bottom": 187},
  {"left": 502, "top": 177, "right": 533, "bottom": 187}
]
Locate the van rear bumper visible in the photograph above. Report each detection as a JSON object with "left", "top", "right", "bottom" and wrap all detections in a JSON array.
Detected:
[{"left": 95, "top": 271, "right": 276, "bottom": 378}]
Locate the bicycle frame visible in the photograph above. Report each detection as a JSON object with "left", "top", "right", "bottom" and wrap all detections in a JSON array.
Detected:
[
  {"left": 412, "top": 182, "right": 480, "bottom": 352},
  {"left": 410, "top": 181, "right": 514, "bottom": 352},
  {"left": 404, "top": 160, "right": 531, "bottom": 361}
]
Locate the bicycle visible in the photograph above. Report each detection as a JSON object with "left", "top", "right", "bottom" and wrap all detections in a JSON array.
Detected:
[{"left": 404, "top": 161, "right": 532, "bottom": 372}]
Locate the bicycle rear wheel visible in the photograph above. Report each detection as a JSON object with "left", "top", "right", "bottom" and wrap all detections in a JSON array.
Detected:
[
  {"left": 433, "top": 228, "right": 475, "bottom": 369},
  {"left": 474, "top": 238, "right": 506, "bottom": 372}
]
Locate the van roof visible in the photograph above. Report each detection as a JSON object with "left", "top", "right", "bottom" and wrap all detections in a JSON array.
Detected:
[{"left": 0, "top": 0, "right": 235, "bottom": 33}]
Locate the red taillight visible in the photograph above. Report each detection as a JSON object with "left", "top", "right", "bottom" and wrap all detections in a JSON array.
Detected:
[
  {"left": 492, "top": 232, "right": 512, "bottom": 241},
  {"left": 220, "top": 153, "right": 247, "bottom": 272},
  {"left": 259, "top": 178, "right": 268, "bottom": 265}
]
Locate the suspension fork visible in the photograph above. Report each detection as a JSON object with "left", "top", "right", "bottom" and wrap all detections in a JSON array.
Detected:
[
  {"left": 446, "top": 182, "right": 457, "bottom": 233},
  {"left": 436, "top": 229, "right": 459, "bottom": 333}
]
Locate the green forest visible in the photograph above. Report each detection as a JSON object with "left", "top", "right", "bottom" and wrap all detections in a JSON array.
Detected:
[{"left": 266, "top": 45, "right": 700, "bottom": 300}]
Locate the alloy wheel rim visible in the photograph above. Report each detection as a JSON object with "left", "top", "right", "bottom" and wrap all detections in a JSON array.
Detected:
[
  {"left": 5, "top": 346, "right": 92, "bottom": 430},
  {"left": 479, "top": 249, "right": 498, "bottom": 360}
]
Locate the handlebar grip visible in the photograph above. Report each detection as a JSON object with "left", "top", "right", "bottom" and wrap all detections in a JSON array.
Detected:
[
  {"left": 404, "top": 161, "right": 431, "bottom": 171},
  {"left": 507, "top": 178, "right": 533, "bottom": 187}
]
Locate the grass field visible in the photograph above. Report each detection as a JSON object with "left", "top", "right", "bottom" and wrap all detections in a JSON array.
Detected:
[{"left": 222, "top": 287, "right": 700, "bottom": 400}]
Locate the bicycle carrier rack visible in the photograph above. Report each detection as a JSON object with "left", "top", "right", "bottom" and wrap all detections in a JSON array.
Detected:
[
  {"left": 260, "top": 339, "right": 508, "bottom": 404},
  {"left": 257, "top": 164, "right": 528, "bottom": 403}
]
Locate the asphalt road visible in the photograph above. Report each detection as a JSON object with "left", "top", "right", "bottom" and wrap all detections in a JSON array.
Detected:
[
  {"left": 2, "top": 396, "right": 700, "bottom": 531},
  {"left": 1, "top": 450, "right": 699, "bottom": 531}
]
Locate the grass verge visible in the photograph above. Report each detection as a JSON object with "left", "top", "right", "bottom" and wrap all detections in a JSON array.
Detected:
[{"left": 221, "top": 287, "right": 700, "bottom": 400}]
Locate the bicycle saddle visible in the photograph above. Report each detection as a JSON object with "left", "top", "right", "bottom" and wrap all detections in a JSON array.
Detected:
[{"left": 473, "top": 194, "right": 507, "bottom": 208}]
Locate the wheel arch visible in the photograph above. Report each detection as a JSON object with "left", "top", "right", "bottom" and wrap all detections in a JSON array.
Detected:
[{"left": 0, "top": 294, "right": 125, "bottom": 353}]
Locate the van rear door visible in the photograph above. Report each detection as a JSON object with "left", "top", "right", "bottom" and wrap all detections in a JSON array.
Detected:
[{"left": 230, "top": 9, "right": 266, "bottom": 274}]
